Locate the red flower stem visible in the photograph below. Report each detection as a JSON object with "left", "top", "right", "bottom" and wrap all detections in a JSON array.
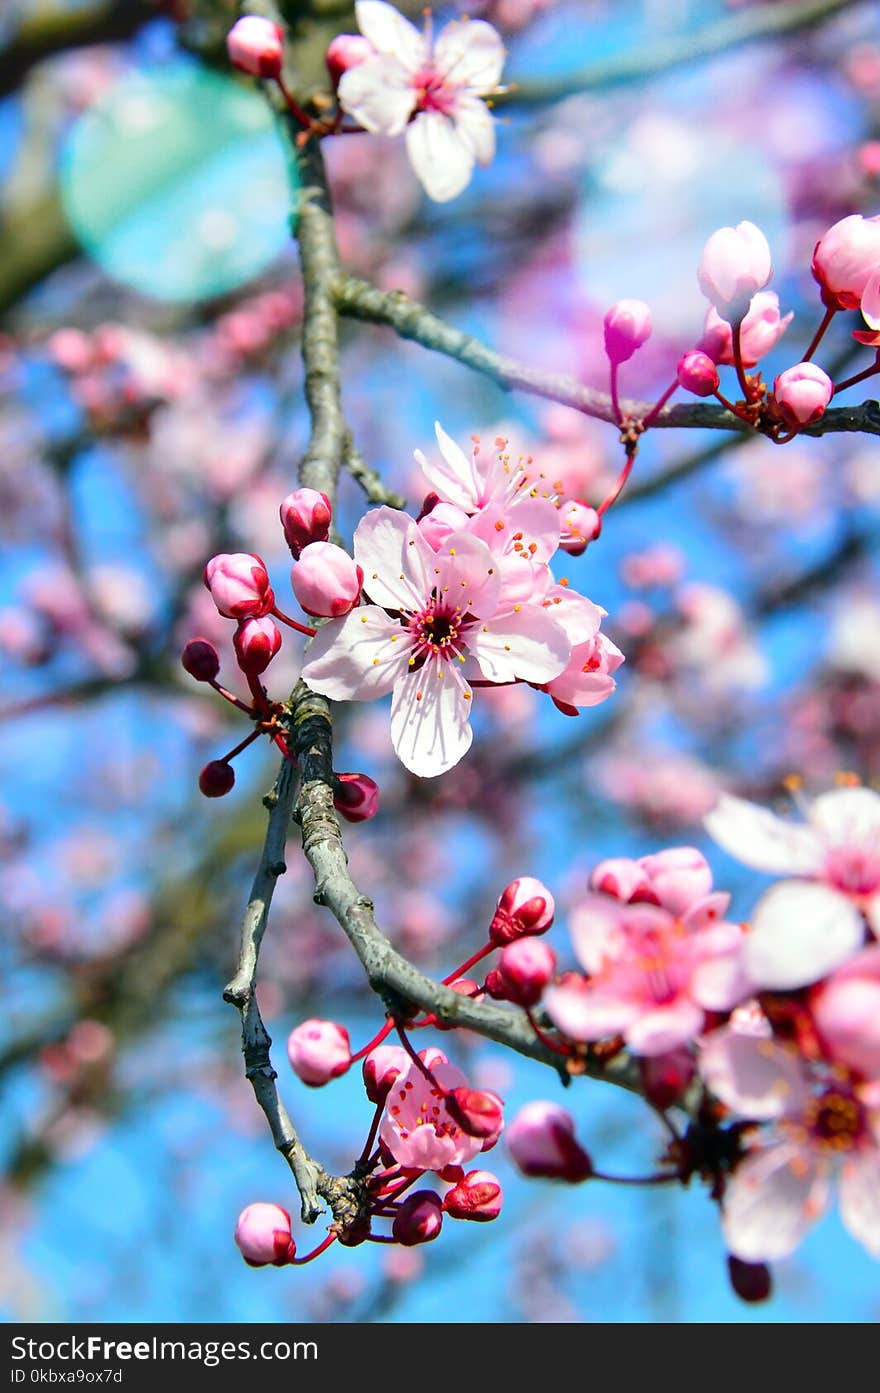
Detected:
[
  {"left": 271, "top": 732, "right": 294, "bottom": 760},
  {"left": 291, "top": 1233, "right": 337, "bottom": 1264},
  {"left": 802, "top": 304, "right": 837, "bottom": 363},
  {"left": 395, "top": 1023, "right": 441, "bottom": 1089},
  {"left": 641, "top": 378, "right": 679, "bottom": 429},
  {"left": 246, "top": 672, "right": 272, "bottom": 717},
  {"left": 442, "top": 943, "right": 494, "bottom": 984},
  {"left": 374, "top": 1175, "right": 420, "bottom": 1208},
  {"left": 731, "top": 319, "right": 753, "bottom": 401},
  {"left": 525, "top": 1009, "right": 572, "bottom": 1056},
  {"left": 270, "top": 604, "right": 317, "bottom": 637},
  {"left": 349, "top": 1018, "right": 395, "bottom": 1065},
  {"left": 831, "top": 358, "right": 880, "bottom": 395},
  {"left": 590, "top": 1169, "right": 682, "bottom": 1186},
  {"left": 274, "top": 76, "right": 315, "bottom": 130},
  {"left": 356, "top": 1102, "right": 385, "bottom": 1168},
  {"left": 712, "top": 388, "right": 757, "bottom": 425},
  {"left": 597, "top": 454, "right": 636, "bottom": 518},
  {"left": 208, "top": 680, "right": 253, "bottom": 715},
  {"left": 220, "top": 727, "right": 263, "bottom": 763},
  {"left": 609, "top": 360, "right": 623, "bottom": 426}
]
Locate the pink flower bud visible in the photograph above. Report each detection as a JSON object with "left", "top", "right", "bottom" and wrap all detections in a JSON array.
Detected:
[
  {"left": 233, "top": 616, "right": 282, "bottom": 676},
  {"left": 496, "top": 939, "right": 556, "bottom": 1007},
  {"left": 279, "top": 488, "right": 332, "bottom": 559},
  {"left": 290, "top": 542, "right": 363, "bottom": 619},
  {"left": 333, "top": 772, "right": 380, "bottom": 823},
  {"left": 727, "top": 1255, "right": 772, "bottom": 1304},
  {"left": 204, "top": 553, "right": 274, "bottom": 620},
  {"left": 506, "top": 1100, "right": 593, "bottom": 1182},
  {"left": 603, "top": 299, "right": 653, "bottom": 365},
  {"left": 638, "top": 846, "right": 713, "bottom": 917},
  {"left": 698, "top": 221, "right": 772, "bottom": 319},
  {"left": 638, "top": 1047, "right": 696, "bottom": 1110},
  {"left": 181, "top": 637, "right": 220, "bottom": 682},
  {"left": 392, "top": 1191, "right": 443, "bottom": 1246},
  {"left": 442, "top": 1169, "right": 503, "bottom": 1222},
  {"left": 676, "top": 350, "right": 719, "bottom": 398},
  {"left": 234, "top": 1202, "right": 296, "bottom": 1267},
  {"left": 698, "top": 292, "right": 793, "bottom": 367},
  {"left": 772, "top": 362, "right": 833, "bottom": 428},
  {"left": 363, "top": 1044, "right": 411, "bottom": 1104},
  {"left": 489, "top": 877, "right": 555, "bottom": 946},
  {"left": 199, "top": 760, "right": 235, "bottom": 798},
  {"left": 326, "top": 33, "right": 373, "bottom": 86},
  {"left": 226, "top": 16, "right": 285, "bottom": 79},
  {"left": 445, "top": 1088, "right": 504, "bottom": 1140},
  {"left": 418, "top": 501, "right": 471, "bottom": 551},
  {"left": 590, "top": 857, "right": 655, "bottom": 904},
  {"left": 559, "top": 500, "right": 601, "bottom": 556},
  {"left": 286, "top": 1019, "right": 351, "bottom": 1086},
  {"left": 812, "top": 213, "right": 880, "bottom": 310}
]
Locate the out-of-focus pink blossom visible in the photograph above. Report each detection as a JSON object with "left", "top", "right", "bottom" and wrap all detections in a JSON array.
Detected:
[
  {"left": 226, "top": 16, "right": 285, "bottom": 79},
  {"left": 603, "top": 300, "right": 653, "bottom": 365},
  {"left": 812, "top": 213, "right": 880, "bottom": 310},
  {"left": 493, "top": 938, "right": 556, "bottom": 1006},
  {"left": 698, "top": 292, "right": 793, "bottom": 367},
  {"left": 392, "top": 1191, "right": 443, "bottom": 1245},
  {"left": 506, "top": 1101, "right": 592, "bottom": 1181},
  {"left": 638, "top": 1048, "right": 696, "bottom": 1110},
  {"left": 772, "top": 362, "right": 833, "bottom": 428},
  {"left": 204, "top": 553, "right": 274, "bottom": 620},
  {"left": 326, "top": 33, "right": 373, "bottom": 85},
  {"left": 677, "top": 350, "right": 719, "bottom": 397},
  {"left": 286, "top": 1019, "right": 351, "bottom": 1086},
  {"left": 233, "top": 616, "right": 282, "bottom": 675},
  {"left": 279, "top": 489, "right": 332, "bottom": 559},
  {"left": 291, "top": 541, "right": 363, "bottom": 619},
  {"left": 810, "top": 946, "right": 880, "bottom": 1080},
  {"left": 333, "top": 771, "right": 380, "bottom": 823},
  {"left": 489, "top": 876, "right": 555, "bottom": 945},
  {"left": 698, "top": 221, "right": 772, "bottom": 319},
  {"left": 234, "top": 1203, "right": 296, "bottom": 1266},
  {"left": 442, "top": 1169, "right": 503, "bottom": 1221}
]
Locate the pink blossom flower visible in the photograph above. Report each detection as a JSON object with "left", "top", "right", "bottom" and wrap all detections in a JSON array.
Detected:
[
  {"left": 697, "top": 221, "right": 773, "bottom": 320},
  {"left": 363, "top": 1044, "right": 411, "bottom": 1103},
  {"left": 810, "top": 946, "right": 880, "bottom": 1081},
  {"left": 442, "top": 1169, "right": 503, "bottom": 1221},
  {"left": 603, "top": 299, "right": 653, "bottom": 365},
  {"left": 772, "top": 362, "right": 833, "bottom": 428},
  {"left": 379, "top": 1055, "right": 485, "bottom": 1171},
  {"left": 677, "top": 350, "right": 719, "bottom": 398},
  {"left": 203, "top": 553, "right": 274, "bottom": 620},
  {"left": 291, "top": 541, "right": 363, "bottom": 619},
  {"left": 337, "top": 1, "right": 506, "bottom": 202},
  {"left": 489, "top": 875, "right": 555, "bottom": 945},
  {"left": 812, "top": 213, "right": 880, "bottom": 311},
  {"left": 233, "top": 616, "right": 282, "bottom": 675},
  {"left": 543, "top": 630, "right": 623, "bottom": 715},
  {"left": 414, "top": 421, "right": 556, "bottom": 523},
  {"left": 234, "top": 1202, "right": 296, "bottom": 1266},
  {"left": 505, "top": 1100, "right": 592, "bottom": 1181},
  {"left": 558, "top": 500, "right": 601, "bottom": 556},
  {"left": 300, "top": 507, "right": 570, "bottom": 776},
  {"left": 286, "top": 1019, "right": 351, "bottom": 1086},
  {"left": 226, "top": 17, "right": 285, "bottom": 79},
  {"left": 279, "top": 488, "right": 332, "bottom": 559},
  {"left": 705, "top": 787, "right": 879, "bottom": 989},
  {"left": 698, "top": 1025, "right": 880, "bottom": 1261},
  {"left": 544, "top": 895, "right": 748, "bottom": 1056},
  {"left": 698, "top": 291, "right": 793, "bottom": 367}
]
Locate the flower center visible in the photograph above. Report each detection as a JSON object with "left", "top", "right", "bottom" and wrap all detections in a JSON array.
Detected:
[
  {"left": 411, "top": 66, "right": 458, "bottom": 116},
  {"left": 410, "top": 603, "right": 463, "bottom": 660},
  {"left": 824, "top": 846, "right": 880, "bottom": 897},
  {"left": 804, "top": 1088, "right": 867, "bottom": 1153}
]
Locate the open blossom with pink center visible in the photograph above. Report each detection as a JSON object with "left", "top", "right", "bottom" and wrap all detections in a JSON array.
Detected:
[
  {"left": 300, "top": 506, "right": 571, "bottom": 776},
  {"left": 705, "top": 787, "right": 880, "bottom": 990},
  {"left": 812, "top": 213, "right": 880, "bottom": 311},
  {"left": 697, "top": 221, "right": 773, "bottom": 320},
  {"left": 379, "top": 1054, "right": 486, "bottom": 1172},
  {"left": 698, "top": 291, "right": 793, "bottom": 367},
  {"left": 544, "top": 895, "right": 748, "bottom": 1056},
  {"left": 698, "top": 1025, "right": 880, "bottom": 1261},
  {"left": 414, "top": 421, "right": 558, "bottom": 528},
  {"left": 337, "top": 1, "right": 506, "bottom": 202}
]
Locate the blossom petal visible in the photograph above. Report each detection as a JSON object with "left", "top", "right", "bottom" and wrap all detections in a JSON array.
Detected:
[
  {"left": 434, "top": 18, "right": 505, "bottom": 90},
  {"left": 337, "top": 55, "right": 416, "bottom": 135},
  {"left": 543, "top": 983, "right": 638, "bottom": 1041},
  {"left": 704, "top": 793, "right": 825, "bottom": 875},
  {"left": 301, "top": 606, "right": 410, "bottom": 700},
  {"left": 839, "top": 1152, "right": 880, "bottom": 1257},
  {"left": 745, "top": 881, "right": 867, "bottom": 990},
  {"left": 690, "top": 940, "right": 751, "bottom": 1013},
  {"left": 414, "top": 422, "right": 482, "bottom": 511},
  {"left": 808, "top": 786, "right": 880, "bottom": 848},
  {"left": 435, "top": 531, "right": 502, "bottom": 618},
  {"left": 722, "top": 1144, "right": 828, "bottom": 1262},
  {"left": 389, "top": 659, "right": 473, "bottom": 777},
  {"left": 354, "top": 506, "right": 434, "bottom": 612},
  {"left": 471, "top": 608, "right": 570, "bottom": 684},
  {"left": 697, "top": 1028, "right": 808, "bottom": 1119},
  {"left": 540, "top": 586, "right": 604, "bottom": 645},
  {"left": 568, "top": 896, "right": 665, "bottom": 973},
  {"left": 355, "top": 1, "right": 426, "bottom": 67},
  {"left": 625, "top": 1002, "right": 704, "bottom": 1055},
  {"left": 453, "top": 94, "right": 496, "bottom": 165},
  {"left": 406, "top": 111, "right": 475, "bottom": 202}
]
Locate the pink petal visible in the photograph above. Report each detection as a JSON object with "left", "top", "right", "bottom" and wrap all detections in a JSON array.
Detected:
[
  {"left": 471, "top": 608, "right": 570, "bottom": 684},
  {"left": 722, "top": 1143, "right": 828, "bottom": 1262},
  {"left": 434, "top": 532, "right": 502, "bottom": 618},
  {"left": 839, "top": 1152, "right": 880, "bottom": 1257},
  {"left": 860, "top": 267, "right": 880, "bottom": 331},
  {"left": 354, "top": 506, "right": 434, "bottom": 612},
  {"left": 690, "top": 944, "right": 751, "bottom": 1013},
  {"left": 624, "top": 1002, "right": 704, "bottom": 1056},
  {"left": 543, "top": 983, "right": 638, "bottom": 1041},
  {"left": 389, "top": 660, "right": 473, "bottom": 777},
  {"left": 337, "top": 55, "right": 416, "bottom": 135},
  {"left": 541, "top": 586, "right": 604, "bottom": 645},
  {"left": 405, "top": 110, "right": 475, "bottom": 202},
  {"left": 355, "top": 1, "right": 426, "bottom": 67},
  {"left": 301, "top": 606, "right": 410, "bottom": 700},
  {"left": 746, "top": 881, "right": 866, "bottom": 990},
  {"left": 415, "top": 421, "right": 483, "bottom": 512},
  {"left": 567, "top": 894, "right": 630, "bottom": 973},
  {"left": 697, "top": 1028, "right": 808, "bottom": 1119},
  {"left": 434, "top": 18, "right": 506, "bottom": 91},
  {"left": 704, "top": 793, "right": 824, "bottom": 875}
]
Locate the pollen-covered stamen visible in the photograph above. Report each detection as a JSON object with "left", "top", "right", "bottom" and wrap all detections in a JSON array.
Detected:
[
  {"left": 803, "top": 1089, "right": 868, "bottom": 1154},
  {"left": 410, "top": 603, "right": 464, "bottom": 658},
  {"left": 410, "top": 65, "right": 459, "bottom": 116}
]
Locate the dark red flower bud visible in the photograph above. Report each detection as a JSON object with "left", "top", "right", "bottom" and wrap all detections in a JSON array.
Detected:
[
  {"left": 199, "top": 760, "right": 235, "bottom": 798},
  {"left": 181, "top": 637, "right": 220, "bottom": 682},
  {"left": 727, "top": 1255, "right": 772, "bottom": 1303}
]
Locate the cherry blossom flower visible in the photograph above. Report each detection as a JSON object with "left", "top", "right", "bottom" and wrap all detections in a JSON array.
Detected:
[
  {"left": 379, "top": 1054, "right": 486, "bottom": 1172},
  {"left": 300, "top": 506, "right": 570, "bottom": 776},
  {"left": 698, "top": 291, "right": 793, "bottom": 367},
  {"left": 705, "top": 787, "right": 879, "bottom": 990},
  {"left": 697, "top": 221, "right": 773, "bottom": 320},
  {"left": 698, "top": 1025, "right": 880, "bottom": 1261},
  {"left": 812, "top": 213, "right": 880, "bottom": 311},
  {"left": 544, "top": 895, "right": 748, "bottom": 1056},
  {"left": 337, "top": 2, "right": 506, "bottom": 202}
]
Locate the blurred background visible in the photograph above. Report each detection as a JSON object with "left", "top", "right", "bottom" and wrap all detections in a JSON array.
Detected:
[{"left": 2, "top": 0, "right": 880, "bottom": 1323}]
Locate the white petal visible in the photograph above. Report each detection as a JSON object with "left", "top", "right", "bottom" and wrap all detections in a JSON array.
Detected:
[
  {"left": 697, "top": 1028, "right": 808, "bottom": 1119},
  {"left": 540, "top": 586, "right": 603, "bottom": 645},
  {"left": 337, "top": 55, "right": 415, "bottom": 135},
  {"left": 414, "top": 426, "right": 481, "bottom": 513},
  {"left": 809, "top": 787, "right": 880, "bottom": 848},
  {"left": 839, "top": 1152, "right": 880, "bottom": 1257},
  {"left": 746, "top": 881, "right": 866, "bottom": 990},
  {"left": 690, "top": 944, "right": 751, "bottom": 1014},
  {"left": 406, "top": 111, "right": 475, "bottom": 203},
  {"left": 705, "top": 793, "right": 824, "bottom": 875},
  {"left": 435, "top": 532, "right": 501, "bottom": 618},
  {"left": 301, "top": 606, "right": 410, "bottom": 700},
  {"left": 434, "top": 18, "right": 505, "bottom": 91},
  {"left": 453, "top": 94, "right": 496, "bottom": 165},
  {"left": 355, "top": 1, "right": 426, "bottom": 67},
  {"left": 471, "top": 608, "right": 569, "bottom": 685},
  {"left": 389, "top": 659, "right": 473, "bottom": 777},
  {"left": 722, "top": 1144, "right": 828, "bottom": 1262},
  {"left": 353, "top": 506, "right": 433, "bottom": 612}
]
